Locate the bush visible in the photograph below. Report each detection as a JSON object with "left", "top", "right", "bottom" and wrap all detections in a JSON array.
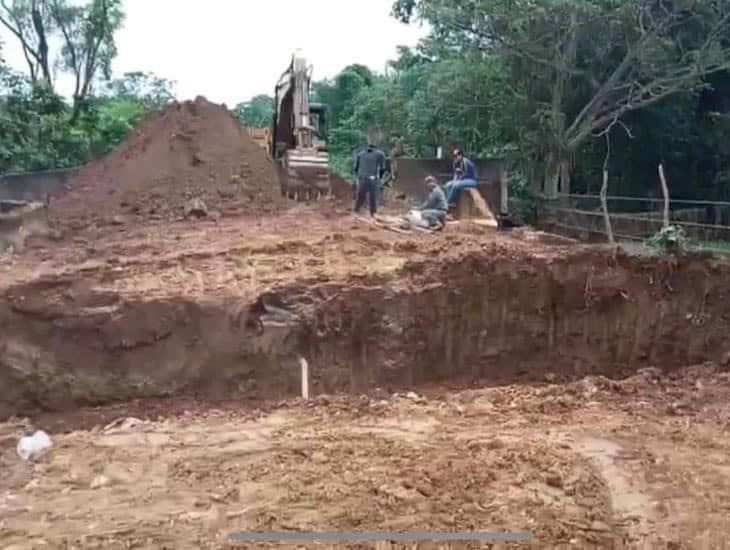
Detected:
[{"left": 646, "top": 224, "right": 689, "bottom": 255}]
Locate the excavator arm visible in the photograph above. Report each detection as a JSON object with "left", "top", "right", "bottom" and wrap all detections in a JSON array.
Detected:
[{"left": 271, "top": 53, "right": 330, "bottom": 201}]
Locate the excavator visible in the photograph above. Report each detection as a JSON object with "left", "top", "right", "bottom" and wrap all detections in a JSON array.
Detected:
[{"left": 270, "top": 53, "right": 330, "bottom": 200}]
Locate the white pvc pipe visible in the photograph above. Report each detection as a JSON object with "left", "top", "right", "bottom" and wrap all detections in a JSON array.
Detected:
[{"left": 299, "top": 357, "right": 309, "bottom": 400}]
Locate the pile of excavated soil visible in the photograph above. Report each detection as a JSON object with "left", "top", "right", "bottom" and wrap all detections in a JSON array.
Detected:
[{"left": 49, "top": 96, "right": 282, "bottom": 233}]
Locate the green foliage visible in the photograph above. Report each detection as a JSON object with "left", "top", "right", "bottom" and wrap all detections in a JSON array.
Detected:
[
  {"left": 234, "top": 94, "right": 273, "bottom": 127},
  {"left": 0, "top": 62, "right": 175, "bottom": 173},
  {"left": 312, "top": 64, "right": 375, "bottom": 131},
  {"left": 308, "top": 47, "right": 519, "bottom": 178},
  {"left": 102, "top": 72, "right": 174, "bottom": 108},
  {"left": 1, "top": 0, "right": 125, "bottom": 122},
  {"left": 646, "top": 225, "right": 689, "bottom": 255},
  {"left": 394, "top": 0, "right": 730, "bottom": 197}
]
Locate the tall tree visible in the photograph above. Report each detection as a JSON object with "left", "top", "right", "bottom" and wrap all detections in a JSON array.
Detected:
[
  {"left": 395, "top": 0, "right": 730, "bottom": 196},
  {"left": 0, "top": 0, "right": 54, "bottom": 86},
  {"left": 49, "top": 0, "right": 123, "bottom": 123},
  {"left": 0, "top": 0, "right": 123, "bottom": 122}
]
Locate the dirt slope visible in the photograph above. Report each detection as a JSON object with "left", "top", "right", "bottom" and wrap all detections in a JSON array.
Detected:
[{"left": 49, "top": 97, "right": 281, "bottom": 233}]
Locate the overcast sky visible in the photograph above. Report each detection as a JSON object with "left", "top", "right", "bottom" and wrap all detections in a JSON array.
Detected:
[{"left": 0, "top": 0, "right": 427, "bottom": 106}]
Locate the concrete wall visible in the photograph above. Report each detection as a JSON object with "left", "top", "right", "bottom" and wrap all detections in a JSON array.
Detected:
[
  {"left": 394, "top": 157, "right": 505, "bottom": 215},
  {"left": 0, "top": 167, "right": 80, "bottom": 203}
]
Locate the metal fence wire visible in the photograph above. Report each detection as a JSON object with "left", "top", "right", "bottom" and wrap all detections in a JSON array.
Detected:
[{"left": 542, "top": 194, "right": 730, "bottom": 255}]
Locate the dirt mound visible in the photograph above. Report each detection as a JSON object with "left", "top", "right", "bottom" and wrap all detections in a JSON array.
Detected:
[{"left": 50, "top": 96, "right": 281, "bottom": 232}]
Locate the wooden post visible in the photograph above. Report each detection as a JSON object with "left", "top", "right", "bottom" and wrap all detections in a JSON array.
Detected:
[
  {"left": 658, "top": 163, "right": 670, "bottom": 229},
  {"left": 500, "top": 167, "right": 509, "bottom": 215},
  {"left": 299, "top": 357, "right": 309, "bottom": 400},
  {"left": 600, "top": 169, "right": 615, "bottom": 244}
]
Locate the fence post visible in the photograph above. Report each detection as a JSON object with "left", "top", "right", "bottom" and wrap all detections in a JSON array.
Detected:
[
  {"left": 658, "top": 164, "right": 670, "bottom": 230},
  {"left": 500, "top": 166, "right": 509, "bottom": 215},
  {"left": 600, "top": 169, "right": 615, "bottom": 244}
]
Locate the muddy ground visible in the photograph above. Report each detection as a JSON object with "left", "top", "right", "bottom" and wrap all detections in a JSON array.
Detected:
[
  {"left": 2, "top": 363, "right": 730, "bottom": 549},
  {"left": 1, "top": 199, "right": 730, "bottom": 548}
]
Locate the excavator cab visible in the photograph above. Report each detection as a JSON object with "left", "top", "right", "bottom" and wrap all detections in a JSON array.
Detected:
[{"left": 309, "top": 103, "right": 327, "bottom": 150}]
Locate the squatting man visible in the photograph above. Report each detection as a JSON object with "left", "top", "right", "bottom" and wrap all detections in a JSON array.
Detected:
[{"left": 410, "top": 176, "right": 448, "bottom": 230}]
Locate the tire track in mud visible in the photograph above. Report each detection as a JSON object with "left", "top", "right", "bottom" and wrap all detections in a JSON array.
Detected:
[{"left": 572, "top": 436, "right": 653, "bottom": 544}]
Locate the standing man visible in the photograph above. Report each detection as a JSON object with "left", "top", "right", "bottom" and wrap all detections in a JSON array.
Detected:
[
  {"left": 443, "top": 148, "right": 478, "bottom": 206},
  {"left": 354, "top": 142, "right": 386, "bottom": 217}
]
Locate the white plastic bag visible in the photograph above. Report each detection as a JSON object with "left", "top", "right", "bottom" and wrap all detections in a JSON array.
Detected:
[
  {"left": 406, "top": 209, "right": 429, "bottom": 228},
  {"left": 17, "top": 430, "right": 53, "bottom": 462}
]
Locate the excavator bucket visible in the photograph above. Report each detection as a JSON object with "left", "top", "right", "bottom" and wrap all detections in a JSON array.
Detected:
[{"left": 279, "top": 148, "right": 331, "bottom": 201}]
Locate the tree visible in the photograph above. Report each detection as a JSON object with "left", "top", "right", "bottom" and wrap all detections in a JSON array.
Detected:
[
  {"left": 0, "top": 0, "right": 54, "bottom": 86},
  {"left": 49, "top": 0, "right": 124, "bottom": 123},
  {"left": 395, "top": 0, "right": 730, "bottom": 197},
  {"left": 312, "top": 64, "right": 375, "bottom": 131},
  {"left": 0, "top": 0, "right": 124, "bottom": 122},
  {"left": 0, "top": 65, "right": 85, "bottom": 171},
  {"left": 0, "top": 53, "right": 175, "bottom": 172},
  {"left": 102, "top": 71, "right": 176, "bottom": 108},
  {"left": 233, "top": 94, "right": 273, "bottom": 127}
]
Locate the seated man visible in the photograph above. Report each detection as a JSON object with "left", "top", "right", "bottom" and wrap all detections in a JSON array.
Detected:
[
  {"left": 445, "top": 167, "right": 478, "bottom": 207},
  {"left": 416, "top": 176, "right": 448, "bottom": 229},
  {"left": 442, "top": 148, "right": 478, "bottom": 206}
]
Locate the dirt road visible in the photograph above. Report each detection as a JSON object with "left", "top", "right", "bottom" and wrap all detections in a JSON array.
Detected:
[{"left": 2, "top": 363, "right": 729, "bottom": 549}]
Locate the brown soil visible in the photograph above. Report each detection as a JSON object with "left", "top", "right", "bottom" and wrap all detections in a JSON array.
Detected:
[
  {"left": 2, "top": 204, "right": 730, "bottom": 420},
  {"left": 3, "top": 150, "right": 730, "bottom": 548},
  {"left": 48, "top": 97, "right": 282, "bottom": 233},
  {"left": 2, "top": 364, "right": 730, "bottom": 549}
]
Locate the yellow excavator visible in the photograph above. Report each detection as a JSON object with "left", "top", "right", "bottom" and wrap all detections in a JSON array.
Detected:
[{"left": 270, "top": 52, "right": 330, "bottom": 201}]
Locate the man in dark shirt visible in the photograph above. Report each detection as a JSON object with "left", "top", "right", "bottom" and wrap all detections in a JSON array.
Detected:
[{"left": 354, "top": 143, "right": 386, "bottom": 217}]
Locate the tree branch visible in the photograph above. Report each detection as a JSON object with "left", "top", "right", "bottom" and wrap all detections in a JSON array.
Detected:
[
  {"left": 50, "top": 0, "right": 80, "bottom": 100},
  {"left": 30, "top": 0, "right": 51, "bottom": 84}
]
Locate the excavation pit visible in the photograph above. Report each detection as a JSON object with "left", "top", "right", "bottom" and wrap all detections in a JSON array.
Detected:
[
  {"left": 1, "top": 207, "right": 728, "bottom": 420},
  {"left": 2, "top": 205, "right": 730, "bottom": 549}
]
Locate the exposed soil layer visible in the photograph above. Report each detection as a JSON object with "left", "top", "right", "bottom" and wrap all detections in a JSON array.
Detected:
[
  {"left": 2, "top": 364, "right": 729, "bottom": 549},
  {"left": 1, "top": 205, "right": 729, "bottom": 419},
  {"left": 48, "top": 97, "right": 281, "bottom": 234}
]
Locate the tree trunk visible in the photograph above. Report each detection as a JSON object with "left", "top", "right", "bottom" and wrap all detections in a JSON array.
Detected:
[
  {"left": 560, "top": 158, "right": 571, "bottom": 194},
  {"left": 30, "top": 4, "right": 52, "bottom": 87},
  {"left": 544, "top": 148, "right": 569, "bottom": 199}
]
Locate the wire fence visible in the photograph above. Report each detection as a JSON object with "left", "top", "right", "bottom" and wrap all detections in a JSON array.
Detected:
[{"left": 542, "top": 193, "right": 730, "bottom": 255}]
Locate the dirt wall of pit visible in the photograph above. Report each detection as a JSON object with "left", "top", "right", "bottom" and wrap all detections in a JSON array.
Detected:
[{"left": 1, "top": 249, "right": 728, "bottom": 418}]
